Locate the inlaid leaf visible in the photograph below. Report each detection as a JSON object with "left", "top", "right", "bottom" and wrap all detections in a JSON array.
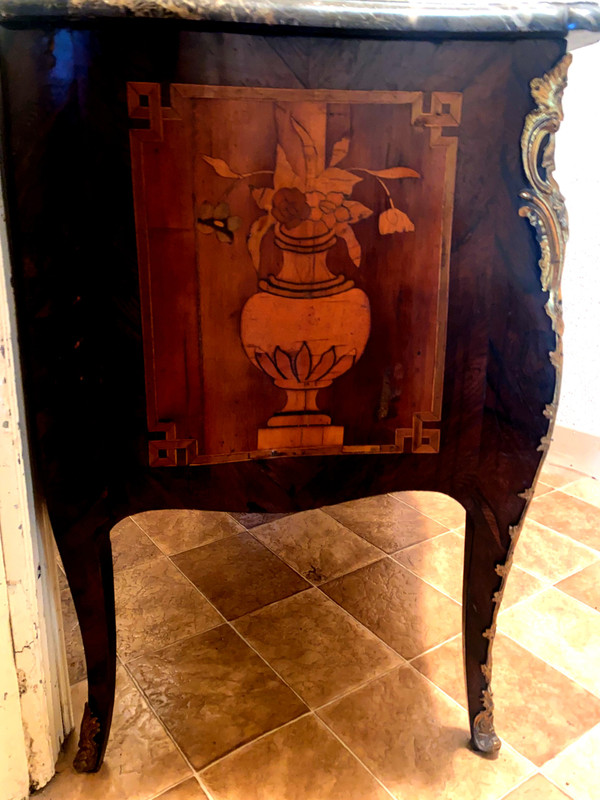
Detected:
[
  {"left": 329, "top": 136, "right": 350, "bottom": 167},
  {"left": 290, "top": 116, "right": 319, "bottom": 184},
  {"left": 334, "top": 352, "right": 356, "bottom": 375},
  {"left": 336, "top": 222, "right": 362, "bottom": 267},
  {"left": 344, "top": 200, "right": 373, "bottom": 224},
  {"left": 294, "top": 342, "right": 312, "bottom": 382},
  {"left": 252, "top": 187, "right": 274, "bottom": 210},
  {"left": 228, "top": 216, "right": 242, "bottom": 232},
  {"left": 274, "top": 145, "right": 300, "bottom": 191},
  {"left": 198, "top": 202, "right": 214, "bottom": 220},
  {"left": 316, "top": 168, "right": 362, "bottom": 195},
  {"left": 247, "top": 214, "right": 274, "bottom": 271},
  {"left": 274, "top": 347, "right": 293, "bottom": 379},
  {"left": 309, "top": 346, "right": 337, "bottom": 381},
  {"left": 201, "top": 155, "right": 242, "bottom": 179},
  {"left": 214, "top": 203, "right": 229, "bottom": 219},
  {"left": 361, "top": 167, "right": 420, "bottom": 179},
  {"left": 255, "top": 351, "right": 284, "bottom": 380}
]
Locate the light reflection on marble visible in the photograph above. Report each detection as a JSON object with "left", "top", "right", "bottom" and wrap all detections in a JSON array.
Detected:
[
  {"left": 542, "top": 723, "right": 600, "bottom": 800},
  {"left": 498, "top": 588, "right": 600, "bottom": 697},
  {"left": 412, "top": 633, "right": 600, "bottom": 766},
  {"left": 318, "top": 666, "right": 533, "bottom": 800},
  {"left": 1, "top": 0, "right": 599, "bottom": 39}
]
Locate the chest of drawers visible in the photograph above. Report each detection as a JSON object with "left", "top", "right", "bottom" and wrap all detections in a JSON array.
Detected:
[{"left": 1, "top": 0, "right": 596, "bottom": 773}]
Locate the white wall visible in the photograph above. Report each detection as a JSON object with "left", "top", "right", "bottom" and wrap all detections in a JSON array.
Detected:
[{"left": 555, "top": 41, "right": 600, "bottom": 439}]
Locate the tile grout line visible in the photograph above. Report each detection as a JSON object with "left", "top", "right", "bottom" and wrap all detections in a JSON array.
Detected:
[
  {"left": 540, "top": 764, "right": 581, "bottom": 800},
  {"left": 146, "top": 775, "right": 212, "bottom": 800},
  {"left": 385, "top": 490, "right": 465, "bottom": 528},
  {"left": 405, "top": 631, "right": 461, "bottom": 664},
  {"left": 401, "top": 666, "right": 539, "bottom": 774},
  {"left": 386, "top": 556, "right": 463, "bottom": 606},
  {"left": 129, "top": 512, "right": 243, "bottom": 558},
  {"left": 196, "top": 711, "right": 314, "bottom": 775},
  {"left": 117, "top": 655, "right": 199, "bottom": 780},
  {"left": 311, "top": 662, "right": 407, "bottom": 714},
  {"left": 234, "top": 581, "right": 404, "bottom": 665},
  {"left": 496, "top": 629, "right": 600, "bottom": 700},
  {"left": 494, "top": 772, "right": 542, "bottom": 800},
  {"left": 519, "top": 513, "right": 600, "bottom": 559},
  {"left": 312, "top": 716, "right": 398, "bottom": 800},
  {"left": 551, "top": 583, "right": 600, "bottom": 618},
  {"left": 117, "top": 508, "right": 593, "bottom": 793},
  {"left": 245, "top": 508, "right": 390, "bottom": 583},
  {"left": 114, "top": 541, "right": 331, "bottom": 780}
]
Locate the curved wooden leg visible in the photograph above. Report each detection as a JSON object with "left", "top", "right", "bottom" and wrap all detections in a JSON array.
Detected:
[
  {"left": 463, "top": 496, "right": 516, "bottom": 756},
  {"left": 57, "top": 522, "right": 116, "bottom": 772}
]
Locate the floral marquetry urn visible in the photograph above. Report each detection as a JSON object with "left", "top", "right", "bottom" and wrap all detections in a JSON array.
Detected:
[{"left": 203, "top": 103, "right": 419, "bottom": 448}]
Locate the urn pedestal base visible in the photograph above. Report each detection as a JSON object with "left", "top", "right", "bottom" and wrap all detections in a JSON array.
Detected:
[{"left": 258, "top": 424, "right": 344, "bottom": 449}]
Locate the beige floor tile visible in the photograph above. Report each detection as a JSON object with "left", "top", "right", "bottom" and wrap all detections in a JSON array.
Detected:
[
  {"left": 35, "top": 667, "right": 191, "bottom": 800},
  {"left": 557, "top": 561, "right": 600, "bottom": 612},
  {"left": 133, "top": 510, "right": 244, "bottom": 555},
  {"left": 527, "top": 493, "right": 600, "bottom": 551},
  {"left": 155, "top": 778, "right": 209, "bottom": 799},
  {"left": 229, "top": 511, "right": 291, "bottom": 529},
  {"left": 562, "top": 476, "right": 600, "bottom": 509},
  {"left": 234, "top": 588, "right": 402, "bottom": 707},
  {"left": 412, "top": 633, "right": 600, "bottom": 765},
  {"left": 513, "top": 518, "right": 599, "bottom": 583},
  {"left": 498, "top": 588, "right": 600, "bottom": 697},
  {"left": 172, "top": 533, "right": 309, "bottom": 620},
  {"left": 393, "top": 532, "right": 465, "bottom": 601},
  {"left": 501, "top": 566, "right": 547, "bottom": 610},
  {"left": 58, "top": 571, "right": 87, "bottom": 685},
  {"left": 318, "top": 666, "right": 533, "bottom": 800},
  {"left": 539, "top": 463, "right": 584, "bottom": 489},
  {"left": 114, "top": 557, "right": 222, "bottom": 661},
  {"left": 534, "top": 482, "right": 555, "bottom": 497},
  {"left": 502, "top": 774, "right": 571, "bottom": 799},
  {"left": 542, "top": 723, "right": 600, "bottom": 800},
  {"left": 110, "top": 517, "right": 162, "bottom": 573},
  {"left": 129, "top": 624, "right": 307, "bottom": 769},
  {"left": 393, "top": 532, "right": 544, "bottom": 608},
  {"left": 201, "top": 715, "right": 391, "bottom": 800},
  {"left": 321, "top": 558, "right": 461, "bottom": 659},
  {"left": 323, "top": 494, "right": 448, "bottom": 553},
  {"left": 393, "top": 490, "right": 466, "bottom": 529},
  {"left": 251, "top": 509, "right": 383, "bottom": 584}
]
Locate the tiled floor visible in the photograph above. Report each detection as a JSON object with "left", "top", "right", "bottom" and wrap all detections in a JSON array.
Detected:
[{"left": 41, "top": 463, "right": 600, "bottom": 800}]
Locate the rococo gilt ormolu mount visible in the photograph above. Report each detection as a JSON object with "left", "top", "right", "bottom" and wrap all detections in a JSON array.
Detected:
[{"left": 1, "top": 0, "right": 598, "bottom": 777}]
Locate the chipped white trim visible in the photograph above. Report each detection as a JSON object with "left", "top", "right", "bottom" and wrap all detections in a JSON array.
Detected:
[{"left": 0, "top": 176, "right": 73, "bottom": 795}]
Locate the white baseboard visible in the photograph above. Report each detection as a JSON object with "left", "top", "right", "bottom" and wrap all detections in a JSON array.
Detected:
[{"left": 548, "top": 425, "right": 600, "bottom": 479}]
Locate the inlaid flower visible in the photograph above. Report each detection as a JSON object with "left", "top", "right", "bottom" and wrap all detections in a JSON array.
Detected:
[
  {"left": 200, "top": 111, "right": 420, "bottom": 266},
  {"left": 271, "top": 187, "right": 311, "bottom": 230},
  {"left": 197, "top": 202, "right": 242, "bottom": 243},
  {"left": 378, "top": 207, "right": 415, "bottom": 235}
]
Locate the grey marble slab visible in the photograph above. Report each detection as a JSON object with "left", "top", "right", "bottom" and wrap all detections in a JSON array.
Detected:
[
  {"left": 0, "top": 1, "right": 599, "bottom": 51},
  {"left": 0, "top": 1, "right": 599, "bottom": 37}
]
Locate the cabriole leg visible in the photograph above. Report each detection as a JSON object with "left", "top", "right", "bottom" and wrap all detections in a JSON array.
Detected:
[
  {"left": 57, "top": 521, "right": 116, "bottom": 772},
  {"left": 463, "top": 498, "right": 516, "bottom": 756}
]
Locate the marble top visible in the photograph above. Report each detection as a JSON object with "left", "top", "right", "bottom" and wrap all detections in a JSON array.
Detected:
[{"left": 1, "top": 1, "right": 599, "bottom": 37}]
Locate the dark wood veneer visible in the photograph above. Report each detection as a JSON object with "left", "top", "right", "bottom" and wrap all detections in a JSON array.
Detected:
[{"left": 0, "top": 23, "right": 563, "bottom": 770}]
